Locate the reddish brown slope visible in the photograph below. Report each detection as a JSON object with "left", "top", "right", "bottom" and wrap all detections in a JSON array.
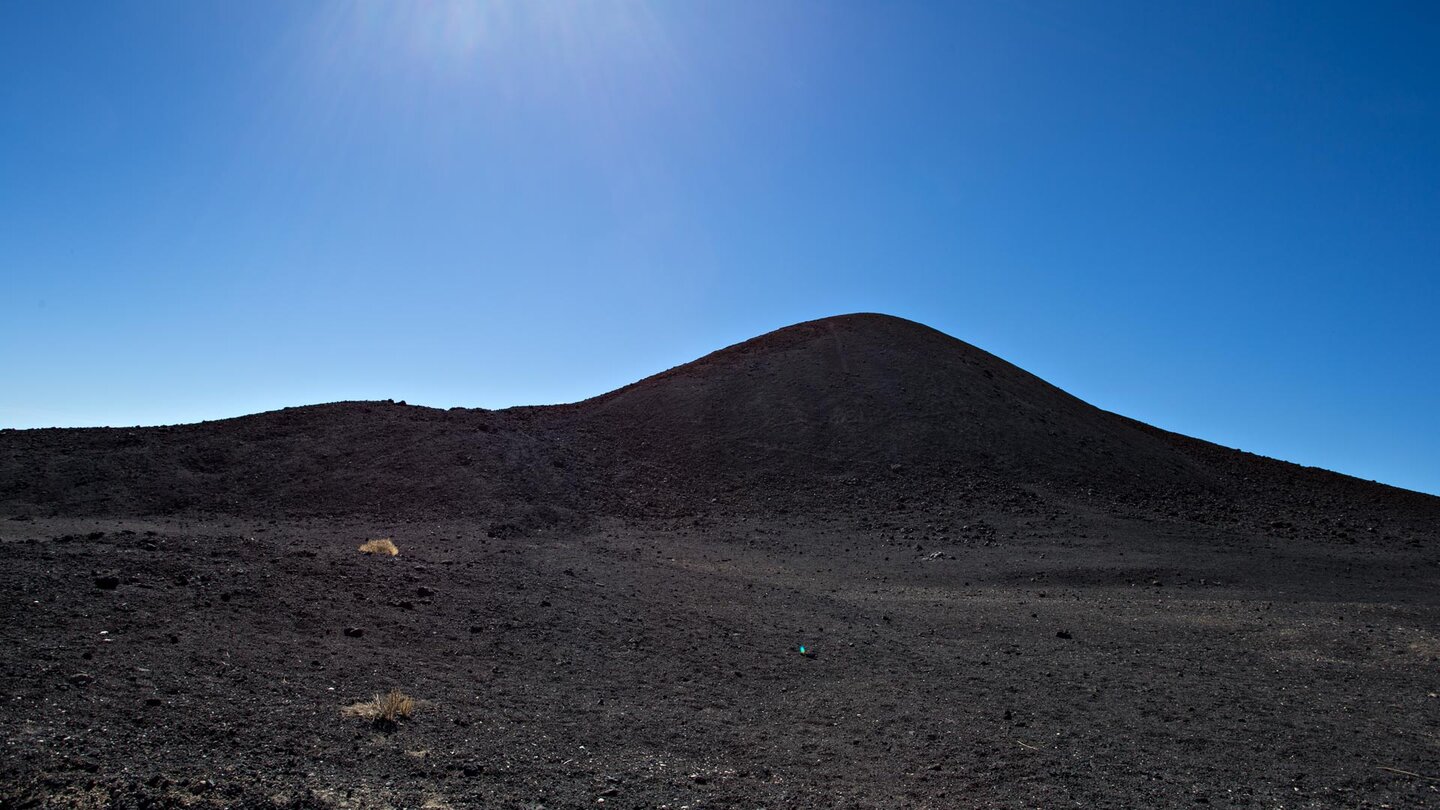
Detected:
[
  {"left": 1, "top": 313, "right": 1435, "bottom": 526},
  {"left": 579, "top": 313, "right": 1213, "bottom": 494},
  {"left": 0, "top": 402, "right": 586, "bottom": 524}
]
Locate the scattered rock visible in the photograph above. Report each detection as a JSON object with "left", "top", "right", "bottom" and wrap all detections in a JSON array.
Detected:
[{"left": 487, "top": 523, "right": 521, "bottom": 540}]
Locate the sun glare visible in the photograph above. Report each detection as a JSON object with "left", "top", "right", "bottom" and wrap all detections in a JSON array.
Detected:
[{"left": 318, "top": 0, "right": 673, "bottom": 86}]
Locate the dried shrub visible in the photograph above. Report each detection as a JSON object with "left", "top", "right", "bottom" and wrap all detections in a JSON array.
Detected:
[
  {"left": 342, "top": 689, "right": 416, "bottom": 731},
  {"left": 358, "top": 538, "right": 398, "bottom": 556}
]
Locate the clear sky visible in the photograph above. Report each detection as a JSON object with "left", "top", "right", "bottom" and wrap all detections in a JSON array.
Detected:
[{"left": 2, "top": 1, "right": 1437, "bottom": 496}]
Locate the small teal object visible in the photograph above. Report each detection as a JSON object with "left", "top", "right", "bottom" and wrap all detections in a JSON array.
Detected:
[{"left": 798, "top": 644, "right": 816, "bottom": 658}]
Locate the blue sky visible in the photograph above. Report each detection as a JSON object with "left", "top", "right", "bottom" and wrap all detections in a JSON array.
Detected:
[{"left": 2, "top": 1, "right": 1437, "bottom": 496}]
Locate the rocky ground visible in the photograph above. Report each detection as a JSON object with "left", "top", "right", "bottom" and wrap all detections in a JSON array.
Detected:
[{"left": 3, "top": 500, "right": 1437, "bottom": 808}]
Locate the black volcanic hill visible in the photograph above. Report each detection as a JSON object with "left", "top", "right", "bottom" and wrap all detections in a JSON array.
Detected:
[
  {"left": 0, "top": 400, "right": 597, "bottom": 524},
  {"left": 583, "top": 313, "right": 1210, "bottom": 492},
  {"left": 2, "top": 313, "right": 1435, "bottom": 528}
]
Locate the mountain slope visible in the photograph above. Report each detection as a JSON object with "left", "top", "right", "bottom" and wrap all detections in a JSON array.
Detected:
[
  {"left": 1, "top": 313, "right": 1434, "bottom": 528},
  {"left": 581, "top": 313, "right": 1213, "bottom": 492},
  {"left": 0, "top": 402, "right": 586, "bottom": 524}
]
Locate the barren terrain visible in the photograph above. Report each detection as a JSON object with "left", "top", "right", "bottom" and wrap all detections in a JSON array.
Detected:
[{"left": 3, "top": 314, "right": 1437, "bottom": 808}]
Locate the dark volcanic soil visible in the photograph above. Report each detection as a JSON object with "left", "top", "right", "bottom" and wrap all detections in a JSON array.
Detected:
[{"left": 2, "top": 314, "right": 1438, "bottom": 808}]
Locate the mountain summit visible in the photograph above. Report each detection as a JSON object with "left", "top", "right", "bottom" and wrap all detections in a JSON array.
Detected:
[{"left": 583, "top": 313, "right": 1207, "bottom": 491}]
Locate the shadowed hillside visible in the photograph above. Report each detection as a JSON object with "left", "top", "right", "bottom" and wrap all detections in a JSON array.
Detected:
[
  {"left": 2, "top": 314, "right": 1435, "bottom": 530},
  {"left": 583, "top": 313, "right": 1214, "bottom": 492},
  {"left": 0, "top": 402, "right": 587, "bottom": 525}
]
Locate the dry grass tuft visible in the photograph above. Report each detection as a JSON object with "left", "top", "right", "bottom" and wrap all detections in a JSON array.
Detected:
[
  {"left": 343, "top": 689, "right": 416, "bottom": 728},
  {"left": 358, "top": 538, "right": 399, "bottom": 556}
]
